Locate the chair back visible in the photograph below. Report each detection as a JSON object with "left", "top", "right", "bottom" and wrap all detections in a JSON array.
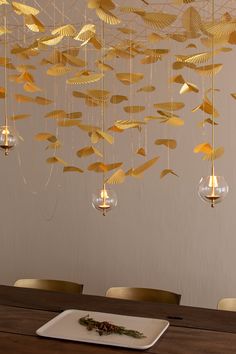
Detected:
[
  {"left": 217, "top": 298, "right": 236, "bottom": 311},
  {"left": 14, "top": 279, "right": 83, "bottom": 295},
  {"left": 106, "top": 287, "right": 181, "bottom": 304}
]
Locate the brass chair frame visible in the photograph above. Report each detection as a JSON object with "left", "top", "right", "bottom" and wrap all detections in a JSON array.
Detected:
[
  {"left": 106, "top": 287, "right": 181, "bottom": 304},
  {"left": 14, "top": 279, "right": 83, "bottom": 294}
]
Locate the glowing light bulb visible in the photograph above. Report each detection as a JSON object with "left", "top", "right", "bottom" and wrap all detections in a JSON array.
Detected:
[
  {"left": 92, "top": 188, "right": 118, "bottom": 216},
  {"left": 198, "top": 175, "right": 229, "bottom": 208},
  {"left": 0, "top": 125, "right": 18, "bottom": 155}
]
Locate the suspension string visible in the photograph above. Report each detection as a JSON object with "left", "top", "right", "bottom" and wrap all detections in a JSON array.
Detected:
[
  {"left": 4, "top": 16, "right": 8, "bottom": 128},
  {"left": 211, "top": 0, "right": 215, "bottom": 177},
  {"left": 101, "top": 21, "right": 105, "bottom": 189}
]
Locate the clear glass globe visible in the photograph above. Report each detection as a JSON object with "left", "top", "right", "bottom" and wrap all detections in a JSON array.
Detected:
[
  {"left": 0, "top": 126, "right": 18, "bottom": 155},
  {"left": 92, "top": 188, "right": 118, "bottom": 216},
  {"left": 198, "top": 175, "right": 229, "bottom": 208}
]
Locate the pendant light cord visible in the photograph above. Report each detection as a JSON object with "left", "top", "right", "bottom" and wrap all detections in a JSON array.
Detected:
[
  {"left": 4, "top": 15, "right": 8, "bottom": 128},
  {"left": 211, "top": 0, "right": 215, "bottom": 177}
]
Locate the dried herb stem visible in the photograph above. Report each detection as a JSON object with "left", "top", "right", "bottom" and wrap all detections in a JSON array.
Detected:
[{"left": 79, "top": 315, "right": 146, "bottom": 339}]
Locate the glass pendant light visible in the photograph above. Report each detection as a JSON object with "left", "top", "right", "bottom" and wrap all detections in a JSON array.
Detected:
[
  {"left": 1, "top": 16, "right": 19, "bottom": 156},
  {"left": 198, "top": 174, "right": 229, "bottom": 208},
  {"left": 0, "top": 125, "right": 18, "bottom": 155},
  {"left": 198, "top": 0, "right": 229, "bottom": 207},
  {"left": 92, "top": 186, "right": 118, "bottom": 216}
]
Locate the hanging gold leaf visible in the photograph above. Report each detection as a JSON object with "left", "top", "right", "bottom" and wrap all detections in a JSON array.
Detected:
[
  {"left": 78, "top": 123, "right": 100, "bottom": 133},
  {"left": 124, "top": 106, "right": 145, "bottom": 114},
  {"left": 192, "top": 99, "right": 219, "bottom": 117},
  {"left": 0, "top": 87, "right": 5, "bottom": 98},
  {"left": 12, "top": 1, "right": 39, "bottom": 15},
  {"left": 182, "top": 6, "right": 201, "bottom": 34},
  {"left": 198, "top": 118, "right": 219, "bottom": 127},
  {"left": 154, "top": 102, "right": 185, "bottom": 111},
  {"left": 40, "top": 35, "right": 64, "bottom": 46},
  {"left": 202, "top": 146, "right": 224, "bottom": 161},
  {"left": 108, "top": 125, "right": 124, "bottom": 133},
  {"left": 155, "top": 139, "right": 177, "bottom": 149},
  {"left": 17, "top": 64, "right": 36, "bottom": 72},
  {"left": 96, "top": 130, "right": 114, "bottom": 144},
  {"left": 194, "top": 64, "right": 223, "bottom": 76},
  {"left": 176, "top": 52, "right": 213, "bottom": 65},
  {"left": 169, "top": 33, "right": 187, "bottom": 42},
  {"left": 96, "top": 60, "right": 113, "bottom": 72},
  {"left": 0, "top": 26, "right": 11, "bottom": 35},
  {"left": 10, "top": 114, "right": 30, "bottom": 121},
  {"left": 110, "top": 95, "right": 128, "bottom": 104},
  {"left": 25, "top": 14, "right": 45, "bottom": 32},
  {"left": 76, "top": 146, "right": 102, "bottom": 158},
  {"left": 66, "top": 112, "right": 82, "bottom": 119},
  {"left": 74, "top": 24, "right": 96, "bottom": 41},
  {"left": 45, "top": 110, "right": 67, "bottom": 119},
  {"left": 132, "top": 156, "right": 159, "bottom": 176},
  {"left": 63, "top": 166, "right": 84, "bottom": 173},
  {"left": 193, "top": 143, "right": 212, "bottom": 154},
  {"left": 137, "top": 85, "right": 155, "bottom": 93},
  {"left": 136, "top": 147, "right": 146, "bottom": 156},
  {"left": 88, "top": 162, "right": 123, "bottom": 172},
  {"left": 231, "top": 93, "right": 236, "bottom": 100},
  {"left": 115, "top": 120, "right": 146, "bottom": 129},
  {"left": 162, "top": 117, "right": 184, "bottom": 126},
  {"left": 106, "top": 169, "right": 126, "bottom": 184},
  {"left": 35, "top": 133, "right": 57, "bottom": 143},
  {"left": 117, "top": 27, "right": 136, "bottom": 35},
  {"left": 160, "top": 169, "right": 178, "bottom": 178},
  {"left": 141, "top": 12, "right": 177, "bottom": 30},
  {"left": 47, "top": 64, "right": 71, "bottom": 76},
  {"left": 35, "top": 96, "right": 53, "bottom": 105},
  {"left": 140, "top": 55, "right": 161, "bottom": 64},
  {"left": 204, "top": 20, "right": 236, "bottom": 38},
  {"left": 180, "top": 82, "right": 199, "bottom": 94},
  {"left": 46, "top": 141, "right": 61, "bottom": 150},
  {"left": 67, "top": 73, "right": 103, "bottom": 85},
  {"left": 96, "top": 7, "right": 120, "bottom": 25},
  {"left": 87, "top": 89, "right": 110, "bottom": 100},
  {"left": 15, "top": 94, "right": 35, "bottom": 103},
  {"left": 116, "top": 72, "right": 144, "bottom": 85},
  {"left": 46, "top": 156, "right": 67, "bottom": 165},
  {"left": 186, "top": 43, "right": 197, "bottom": 49},
  {"left": 23, "top": 82, "right": 42, "bottom": 93},
  {"left": 148, "top": 32, "right": 164, "bottom": 42},
  {"left": 170, "top": 74, "right": 185, "bottom": 84},
  {"left": 0, "top": 0, "right": 9, "bottom": 4},
  {"left": 62, "top": 53, "right": 86, "bottom": 67},
  {"left": 52, "top": 24, "right": 77, "bottom": 37}
]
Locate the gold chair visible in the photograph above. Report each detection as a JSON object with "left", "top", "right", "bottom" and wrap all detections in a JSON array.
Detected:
[
  {"left": 106, "top": 287, "right": 181, "bottom": 304},
  {"left": 217, "top": 298, "right": 236, "bottom": 311},
  {"left": 14, "top": 279, "right": 83, "bottom": 295}
]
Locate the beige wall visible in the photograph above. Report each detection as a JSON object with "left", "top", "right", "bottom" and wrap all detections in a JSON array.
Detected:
[{"left": 0, "top": 0, "right": 236, "bottom": 309}]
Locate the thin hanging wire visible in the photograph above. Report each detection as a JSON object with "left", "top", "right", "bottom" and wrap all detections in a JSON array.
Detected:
[
  {"left": 211, "top": 0, "right": 215, "bottom": 177},
  {"left": 4, "top": 16, "right": 8, "bottom": 128}
]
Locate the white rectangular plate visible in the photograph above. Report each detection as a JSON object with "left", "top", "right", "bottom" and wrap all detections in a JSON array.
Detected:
[{"left": 36, "top": 310, "right": 169, "bottom": 350}]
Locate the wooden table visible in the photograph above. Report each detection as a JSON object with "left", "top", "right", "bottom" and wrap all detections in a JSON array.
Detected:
[{"left": 0, "top": 285, "right": 236, "bottom": 353}]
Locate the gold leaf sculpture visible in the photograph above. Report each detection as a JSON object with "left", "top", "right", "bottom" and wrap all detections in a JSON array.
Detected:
[
  {"left": 192, "top": 99, "right": 219, "bottom": 117},
  {"left": 124, "top": 106, "right": 145, "bottom": 114},
  {"left": 67, "top": 73, "right": 103, "bottom": 85},
  {"left": 193, "top": 143, "right": 212, "bottom": 154},
  {"left": 35, "top": 96, "right": 53, "bottom": 105},
  {"left": 115, "top": 120, "right": 146, "bottom": 130},
  {"left": 45, "top": 110, "right": 67, "bottom": 119},
  {"left": 25, "top": 15, "right": 45, "bottom": 33},
  {"left": 74, "top": 24, "right": 96, "bottom": 41},
  {"left": 154, "top": 102, "right": 185, "bottom": 111},
  {"left": 161, "top": 117, "right": 185, "bottom": 126},
  {"left": 105, "top": 169, "right": 126, "bottom": 184},
  {"left": 137, "top": 86, "right": 155, "bottom": 93},
  {"left": 116, "top": 72, "right": 144, "bottom": 85},
  {"left": 202, "top": 147, "right": 224, "bottom": 161},
  {"left": 46, "top": 156, "right": 67, "bottom": 165},
  {"left": 63, "top": 166, "right": 84, "bottom": 173},
  {"left": 136, "top": 147, "right": 146, "bottom": 156},
  {"left": 12, "top": 1, "right": 39, "bottom": 16},
  {"left": 88, "top": 162, "right": 123, "bottom": 172},
  {"left": 176, "top": 52, "right": 213, "bottom": 65},
  {"left": 51, "top": 24, "right": 77, "bottom": 37},
  {"left": 10, "top": 114, "right": 31, "bottom": 121},
  {"left": 110, "top": 95, "right": 128, "bottom": 104},
  {"left": 141, "top": 12, "right": 177, "bottom": 30},
  {"left": 155, "top": 139, "right": 177, "bottom": 149},
  {"left": 194, "top": 64, "right": 223, "bottom": 76},
  {"left": 160, "top": 169, "right": 179, "bottom": 178},
  {"left": 131, "top": 156, "right": 159, "bottom": 176},
  {"left": 77, "top": 146, "right": 103, "bottom": 158},
  {"left": 47, "top": 64, "right": 71, "bottom": 76},
  {"left": 182, "top": 6, "right": 201, "bottom": 34},
  {"left": 180, "top": 82, "right": 199, "bottom": 94},
  {"left": 35, "top": 133, "right": 58, "bottom": 143}
]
